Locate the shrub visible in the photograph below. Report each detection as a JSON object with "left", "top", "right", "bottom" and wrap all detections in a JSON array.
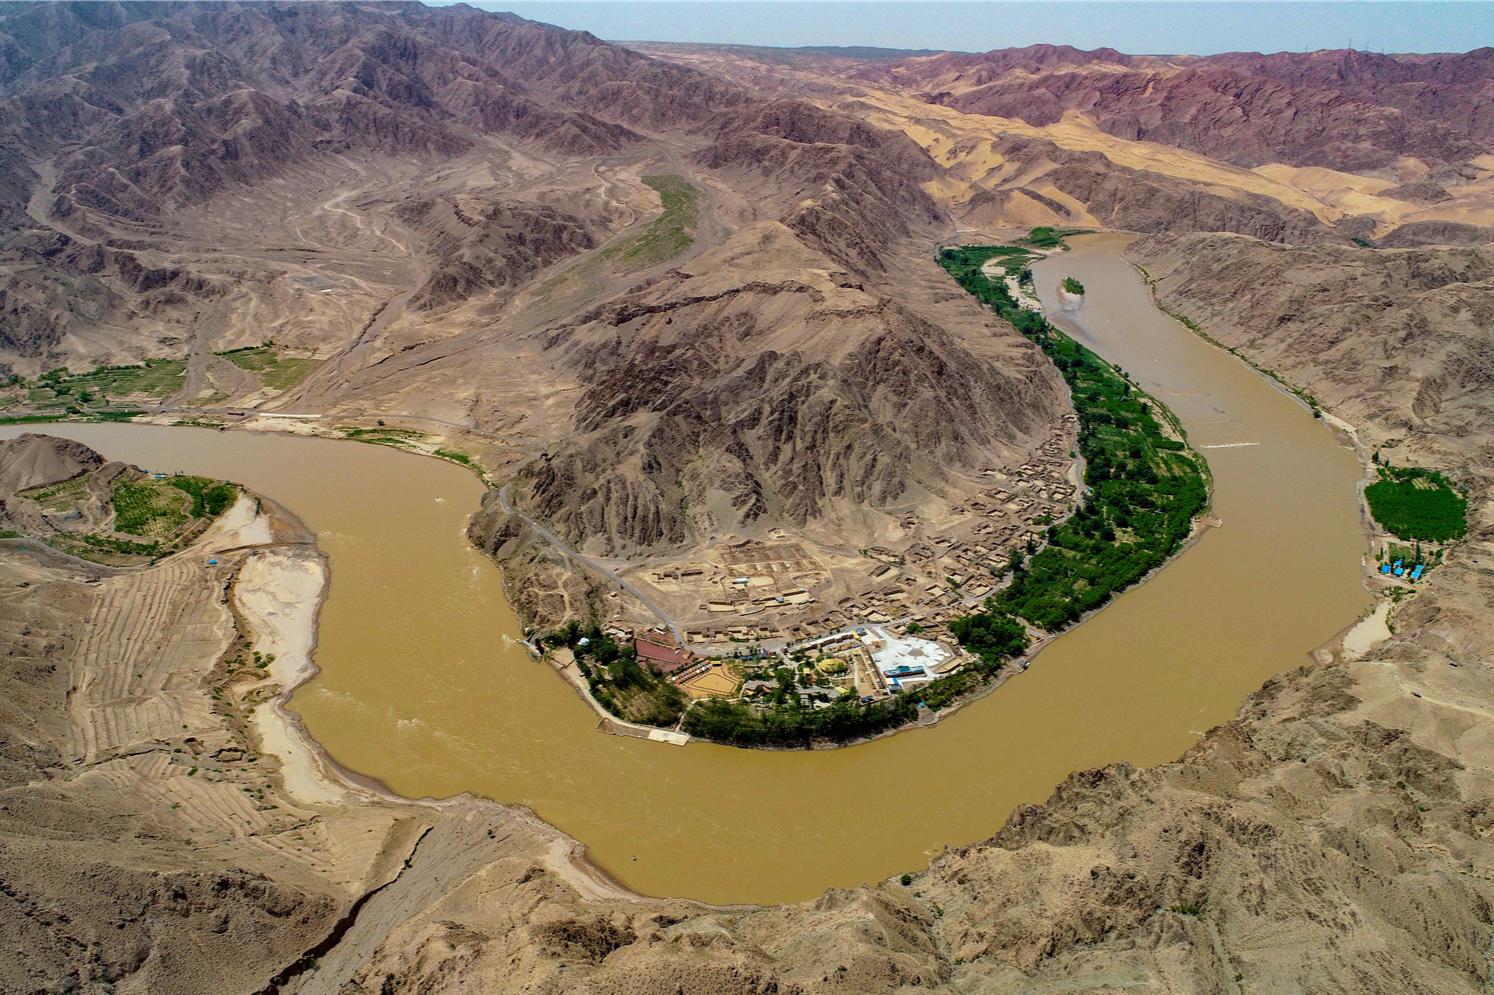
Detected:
[{"left": 169, "top": 475, "right": 237, "bottom": 518}]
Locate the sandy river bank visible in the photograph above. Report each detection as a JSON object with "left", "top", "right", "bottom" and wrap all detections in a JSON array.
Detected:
[{"left": 216, "top": 494, "right": 643, "bottom": 906}]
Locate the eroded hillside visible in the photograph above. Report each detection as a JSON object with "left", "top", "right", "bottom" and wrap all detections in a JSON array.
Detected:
[
  {"left": 1128, "top": 233, "right": 1494, "bottom": 475},
  {"left": 0, "top": 2, "right": 1078, "bottom": 629}
]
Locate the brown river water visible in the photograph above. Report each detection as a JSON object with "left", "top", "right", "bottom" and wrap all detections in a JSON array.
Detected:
[{"left": 3, "top": 235, "right": 1372, "bottom": 905}]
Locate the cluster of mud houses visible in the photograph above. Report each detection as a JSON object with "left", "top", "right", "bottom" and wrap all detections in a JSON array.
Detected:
[{"left": 619, "top": 421, "right": 1081, "bottom": 669}]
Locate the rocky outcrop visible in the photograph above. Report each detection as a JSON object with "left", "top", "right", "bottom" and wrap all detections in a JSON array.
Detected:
[
  {"left": 943, "top": 67, "right": 1481, "bottom": 170},
  {"left": 513, "top": 256, "right": 1059, "bottom": 553},
  {"left": 0, "top": 431, "right": 102, "bottom": 494},
  {"left": 0, "top": 3, "right": 731, "bottom": 225},
  {"left": 392, "top": 195, "right": 596, "bottom": 311},
  {"left": 0, "top": 230, "right": 222, "bottom": 361},
  {"left": 1379, "top": 220, "right": 1494, "bottom": 247},
  {"left": 696, "top": 99, "right": 943, "bottom": 273}
]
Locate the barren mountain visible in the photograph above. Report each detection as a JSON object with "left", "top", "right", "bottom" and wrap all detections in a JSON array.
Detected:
[
  {"left": 644, "top": 41, "right": 1494, "bottom": 244},
  {"left": 502, "top": 225, "right": 1057, "bottom": 554},
  {"left": 391, "top": 194, "right": 597, "bottom": 312},
  {"left": 863, "top": 45, "right": 1494, "bottom": 171},
  {"left": 0, "top": 1, "right": 1071, "bottom": 574},
  {"left": 0, "top": 430, "right": 99, "bottom": 491}
]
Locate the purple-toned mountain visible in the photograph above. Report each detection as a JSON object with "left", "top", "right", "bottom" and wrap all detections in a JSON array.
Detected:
[{"left": 855, "top": 44, "right": 1493, "bottom": 170}]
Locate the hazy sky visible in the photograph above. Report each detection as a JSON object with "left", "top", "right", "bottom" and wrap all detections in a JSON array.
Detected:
[{"left": 471, "top": 2, "right": 1494, "bottom": 55}]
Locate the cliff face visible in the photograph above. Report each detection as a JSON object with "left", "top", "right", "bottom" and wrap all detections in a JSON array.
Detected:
[
  {"left": 936, "top": 67, "right": 1482, "bottom": 171},
  {"left": 392, "top": 195, "right": 597, "bottom": 312}
]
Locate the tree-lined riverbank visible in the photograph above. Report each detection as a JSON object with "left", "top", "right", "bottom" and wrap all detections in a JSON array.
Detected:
[{"left": 939, "top": 244, "right": 1210, "bottom": 648}]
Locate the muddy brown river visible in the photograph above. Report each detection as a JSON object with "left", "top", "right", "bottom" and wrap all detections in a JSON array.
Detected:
[{"left": 3, "top": 235, "right": 1372, "bottom": 905}]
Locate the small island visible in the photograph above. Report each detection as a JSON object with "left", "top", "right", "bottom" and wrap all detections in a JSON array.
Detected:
[{"left": 1062, "top": 276, "right": 1086, "bottom": 295}]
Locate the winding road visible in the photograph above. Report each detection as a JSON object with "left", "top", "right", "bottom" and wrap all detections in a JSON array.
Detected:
[{"left": 496, "top": 483, "right": 685, "bottom": 645}]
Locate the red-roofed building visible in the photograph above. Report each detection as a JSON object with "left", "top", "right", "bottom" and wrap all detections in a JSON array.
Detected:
[{"left": 634, "top": 632, "right": 695, "bottom": 675}]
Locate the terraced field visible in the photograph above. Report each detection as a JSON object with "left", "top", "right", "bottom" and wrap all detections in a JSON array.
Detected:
[
  {"left": 218, "top": 345, "right": 323, "bottom": 392},
  {"left": 12, "top": 496, "right": 408, "bottom": 927}
]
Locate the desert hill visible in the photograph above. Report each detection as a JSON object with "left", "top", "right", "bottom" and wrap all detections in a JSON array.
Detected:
[
  {"left": 0, "top": 1, "right": 1071, "bottom": 580},
  {"left": 865, "top": 46, "right": 1493, "bottom": 170},
  {"left": 641, "top": 40, "right": 1494, "bottom": 243}
]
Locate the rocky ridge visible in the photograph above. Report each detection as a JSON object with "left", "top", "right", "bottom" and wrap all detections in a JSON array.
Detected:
[{"left": 864, "top": 45, "right": 1494, "bottom": 171}]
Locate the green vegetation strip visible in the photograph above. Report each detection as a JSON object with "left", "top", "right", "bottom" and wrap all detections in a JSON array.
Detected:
[
  {"left": 111, "top": 480, "right": 189, "bottom": 536},
  {"left": 0, "top": 410, "right": 142, "bottom": 426},
  {"left": 939, "top": 244, "right": 1209, "bottom": 631},
  {"left": 217, "top": 345, "right": 321, "bottom": 391},
  {"left": 1365, "top": 465, "right": 1466, "bottom": 542},
  {"left": 170, "top": 475, "right": 238, "bottom": 518},
  {"left": 28, "top": 359, "right": 187, "bottom": 404},
  {"left": 1024, "top": 226, "right": 1087, "bottom": 249},
  {"left": 607, "top": 174, "right": 697, "bottom": 270}
]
